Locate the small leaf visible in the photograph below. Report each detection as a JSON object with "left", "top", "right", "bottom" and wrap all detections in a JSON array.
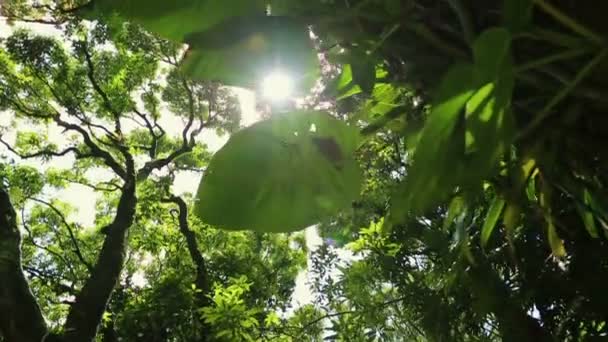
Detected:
[
  {"left": 443, "top": 196, "right": 465, "bottom": 230},
  {"left": 547, "top": 219, "right": 566, "bottom": 257},
  {"left": 575, "top": 189, "right": 599, "bottom": 238},
  {"left": 502, "top": 202, "right": 520, "bottom": 234},
  {"left": 481, "top": 196, "right": 506, "bottom": 248}
]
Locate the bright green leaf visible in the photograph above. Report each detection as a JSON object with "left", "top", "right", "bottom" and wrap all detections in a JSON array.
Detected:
[
  {"left": 443, "top": 196, "right": 466, "bottom": 230},
  {"left": 391, "top": 63, "right": 475, "bottom": 219},
  {"left": 194, "top": 111, "right": 362, "bottom": 232},
  {"left": 547, "top": 219, "right": 566, "bottom": 258}
]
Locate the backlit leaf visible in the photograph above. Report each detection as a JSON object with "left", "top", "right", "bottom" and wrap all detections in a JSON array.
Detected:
[
  {"left": 391, "top": 63, "right": 475, "bottom": 219},
  {"left": 194, "top": 111, "right": 362, "bottom": 232}
]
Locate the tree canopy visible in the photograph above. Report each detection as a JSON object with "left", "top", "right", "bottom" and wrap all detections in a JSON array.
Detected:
[{"left": 1, "top": 0, "right": 608, "bottom": 341}]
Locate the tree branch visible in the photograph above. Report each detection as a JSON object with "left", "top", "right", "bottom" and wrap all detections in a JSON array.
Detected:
[
  {"left": 163, "top": 196, "right": 210, "bottom": 297},
  {"left": 81, "top": 41, "right": 124, "bottom": 137},
  {"left": 20, "top": 207, "right": 79, "bottom": 280},
  {"left": 30, "top": 198, "right": 94, "bottom": 273},
  {"left": 53, "top": 115, "right": 128, "bottom": 180},
  {"left": 162, "top": 194, "right": 211, "bottom": 341},
  {"left": 136, "top": 79, "right": 204, "bottom": 180},
  {"left": 0, "top": 135, "right": 86, "bottom": 160}
]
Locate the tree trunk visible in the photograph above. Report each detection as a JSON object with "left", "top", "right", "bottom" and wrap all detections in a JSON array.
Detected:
[
  {"left": 0, "top": 188, "right": 49, "bottom": 342},
  {"left": 63, "top": 179, "right": 137, "bottom": 342}
]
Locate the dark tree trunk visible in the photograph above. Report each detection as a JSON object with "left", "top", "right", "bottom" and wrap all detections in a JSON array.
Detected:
[
  {"left": 0, "top": 188, "right": 49, "bottom": 342},
  {"left": 63, "top": 179, "right": 137, "bottom": 342}
]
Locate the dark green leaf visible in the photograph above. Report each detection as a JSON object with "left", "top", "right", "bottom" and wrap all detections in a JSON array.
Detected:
[
  {"left": 350, "top": 55, "right": 376, "bottom": 94},
  {"left": 503, "top": 0, "right": 534, "bottom": 33},
  {"left": 194, "top": 111, "right": 362, "bottom": 232},
  {"left": 81, "top": 0, "right": 265, "bottom": 42},
  {"left": 575, "top": 189, "right": 599, "bottom": 238},
  {"left": 472, "top": 27, "right": 512, "bottom": 85},
  {"left": 481, "top": 196, "right": 505, "bottom": 248}
]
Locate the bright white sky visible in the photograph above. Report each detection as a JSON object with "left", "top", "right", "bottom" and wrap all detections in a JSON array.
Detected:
[{"left": 0, "top": 16, "right": 335, "bottom": 310}]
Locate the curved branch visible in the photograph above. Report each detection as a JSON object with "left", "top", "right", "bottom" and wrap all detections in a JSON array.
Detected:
[
  {"left": 6, "top": 96, "right": 128, "bottom": 180},
  {"left": 162, "top": 194, "right": 211, "bottom": 341},
  {"left": 137, "top": 79, "right": 205, "bottom": 180},
  {"left": 0, "top": 135, "right": 85, "bottom": 159},
  {"left": 20, "top": 207, "right": 78, "bottom": 280},
  {"left": 81, "top": 41, "right": 124, "bottom": 136},
  {"left": 53, "top": 115, "right": 128, "bottom": 180},
  {"left": 163, "top": 195, "right": 210, "bottom": 298}
]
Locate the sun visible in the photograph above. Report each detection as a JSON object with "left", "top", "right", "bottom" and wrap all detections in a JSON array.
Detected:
[{"left": 262, "top": 71, "right": 294, "bottom": 102}]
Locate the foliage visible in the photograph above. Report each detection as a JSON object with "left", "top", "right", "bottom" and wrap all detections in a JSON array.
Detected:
[
  {"left": 1, "top": 0, "right": 608, "bottom": 341},
  {"left": 195, "top": 110, "right": 362, "bottom": 232},
  {"left": 81, "top": 0, "right": 319, "bottom": 89}
]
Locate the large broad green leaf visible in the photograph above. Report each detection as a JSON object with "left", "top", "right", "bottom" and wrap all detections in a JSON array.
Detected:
[
  {"left": 80, "top": 0, "right": 265, "bottom": 42},
  {"left": 194, "top": 111, "right": 362, "bottom": 232},
  {"left": 391, "top": 64, "right": 475, "bottom": 219},
  {"left": 81, "top": 2, "right": 318, "bottom": 90},
  {"left": 181, "top": 16, "right": 318, "bottom": 90}
]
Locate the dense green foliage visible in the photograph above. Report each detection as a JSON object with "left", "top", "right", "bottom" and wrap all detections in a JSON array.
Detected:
[{"left": 1, "top": 0, "right": 608, "bottom": 341}]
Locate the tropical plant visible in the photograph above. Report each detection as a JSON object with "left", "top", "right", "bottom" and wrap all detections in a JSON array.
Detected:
[{"left": 1, "top": 0, "right": 608, "bottom": 341}]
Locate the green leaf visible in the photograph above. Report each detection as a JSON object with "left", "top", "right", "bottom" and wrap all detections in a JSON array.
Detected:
[
  {"left": 547, "top": 219, "right": 566, "bottom": 258},
  {"left": 326, "top": 64, "right": 362, "bottom": 100},
  {"left": 81, "top": 0, "right": 265, "bottom": 42},
  {"left": 472, "top": 28, "right": 512, "bottom": 85},
  {"left": 180, "top": 16, "right": 318, "bottom": 90},
  {"left": 465, "top": 27, "right": 515, "bottom": 186},
  {"left": 575, "top": 189, "right": 599, "bottom": 238},
  {"left": 194, "top": 111, "right": 362, "bottom": 232},
  {"left": 503, "top": 0, "right": 534, "bottom": 33},
  {"left": 391, "top": 63, "right": 475, "bottom": 219},
  {"left": 443, "top": 196, "right": 466, "bottom": 230},
  {"left": 350, "top": 55, "right": 376, "bottom": 94},
  {"left": 481, "top": 196, "right": 505, "bottom": 248},
  {"left": 82, "top": 2, "right": 318, "bottom": 90}
]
